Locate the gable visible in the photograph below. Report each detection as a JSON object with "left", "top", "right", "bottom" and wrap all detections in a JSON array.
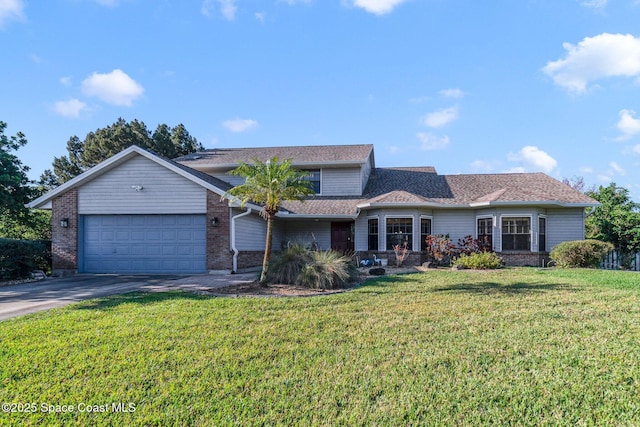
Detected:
[{"left": 78, "top": 155, "right": 207, "bottom": 215}]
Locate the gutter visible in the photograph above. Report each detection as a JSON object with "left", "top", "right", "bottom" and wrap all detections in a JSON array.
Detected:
[{"left": 230, "top": 207, "right": 252, "bottom": 273}]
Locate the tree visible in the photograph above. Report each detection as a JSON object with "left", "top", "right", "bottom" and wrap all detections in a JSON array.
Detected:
[
  {"left": 225, "top": 157, "right": 315, "bottom": 283},
  {"left": 0, "top": 121, "right": 50, "bottom": 240},
  {"left": 46, "top": 118, "right": 204, "bottom": 184},
  {"left": 561, "top": 176, "right": 594, "bottom": 194},
  {"left": 0, "top": 121, "right": 34, "bottom": 221},
  {"left": 586, "top": 183, "right": 640, "bottom": 264}
]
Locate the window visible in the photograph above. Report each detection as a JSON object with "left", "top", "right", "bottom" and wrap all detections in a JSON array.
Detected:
[
  {"left": 477, "top": 217, "right": 493, "bottom": 249},
  {"left": 386, "top": 217, "right": 413, "bottom": 250},
  {"left": 420, "top": 217, "right": 432, "bottom": 250},
  {"left": 539, "top": 217, "right": 547, "bottom": 252},
  {"left": 368, "top": 218, "right": 379, "bottom": 251},
  {"left": 302, "top": 169, "right": 321, "bottom": 194},
  {"left": 501, "top": 217, "right": 531, "bottom": 251}
]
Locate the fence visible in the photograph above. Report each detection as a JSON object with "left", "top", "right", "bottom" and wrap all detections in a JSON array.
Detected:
[{"left": 600, "top": 251, "right": 640, "bottom": 271}]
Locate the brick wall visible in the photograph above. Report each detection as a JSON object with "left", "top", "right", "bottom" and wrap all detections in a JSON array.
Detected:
[
  {"left": 499, "top": 252, "right": 550, "bottom": 267},
  {"left": 237, "top": 251, "right": 265, "bottom": 270},
  {"left": 206, "top": 191, "right": 233, "bottom": 271},
  {"left": 51, "top": 189, "right": 78, "bottom": 276}
]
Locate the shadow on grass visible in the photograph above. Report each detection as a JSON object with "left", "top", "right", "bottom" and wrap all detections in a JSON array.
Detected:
[
  {"left": 432, "top": 281, "right": 579, "bottom": 295},
  {"left": 72, "top": 290, "right": 210, "bottom": 312}
]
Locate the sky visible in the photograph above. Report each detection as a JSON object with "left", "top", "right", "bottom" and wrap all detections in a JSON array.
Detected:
[{"left": 3, "top": 0, "right": 640, "bottom": 199}]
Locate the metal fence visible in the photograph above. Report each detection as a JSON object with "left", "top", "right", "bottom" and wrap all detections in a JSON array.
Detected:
[{"left": 600, "top": 251, "right": 640, "bottom": 271}]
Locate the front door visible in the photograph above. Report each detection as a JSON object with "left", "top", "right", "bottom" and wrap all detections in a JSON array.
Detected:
[{"left": 331, "top": 222, "right": 354, "bottom": 253}]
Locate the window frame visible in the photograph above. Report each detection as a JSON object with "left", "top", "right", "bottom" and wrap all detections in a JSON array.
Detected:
[
  {"left": 301, "top": 169, "right": 321, "bottom": 195},
  {"left": 500, "top": 215, "right": 532, "bottom": 252},
  {"left": 476, "top": 215, "right": 494, "bottom": 250},
  {"left": 367, "top": 217, "right": 379, "bottom": 251},
  {"left": 420, "top": 216, "right": 433, "bottom": 251},
  {"left": 385, "top": 216, "right": 414, "bottom": 250},
  {"left": 538, "top": 215, "right": 547, "bottom": 252}
]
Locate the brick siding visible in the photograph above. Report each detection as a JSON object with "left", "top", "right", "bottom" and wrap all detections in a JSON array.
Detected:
[
  {"left": 51, "top": 189, "right": 78, "bottom": 276},
  {"left": 206, "top": 190, "right": 233, "bottom": 271}
]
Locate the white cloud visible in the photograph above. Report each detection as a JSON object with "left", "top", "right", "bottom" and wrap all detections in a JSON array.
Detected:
[
  {"left": 59, "top": 76, "right": 72, "bottom": 87},
  {"left": 255, "top": 11, "right": 265, "bottom": 22},
  {"left": 202, "top": 0, "right": 237, "bottom": 20},
  {"left": 222, "top": 118, "right": 258, "bottom": 133},
  {"left": 609, "top": 161, "right": 626, "bottom": 175},
  {"left": 543, "top": 33, "right": 640, "bottom": 93},
  {"left": 633, "top": 145, "right": 640, "bottom": 155},
  {"left": 507, "top": 146, "right": 558, "bottom": 173},
  {"left": 581, "top": 0, "right": 607, "bottom": 9},
  {"left": 0, "top": 0, "right": 24, "bottom": 28},
  {"left": 81, "top": 69, "right": 144, "bottom": 106},
  {"left": 503, "top": 166, "right": 527, "bottom": 173},
  {"left": 579, "top": 166, "right": 595, "bottom": 174},
  {"left": 416, "top": 132, "right": 449, "bottom": 150},
  {"left": 422, "top": 106, "right": 458, "bottom": 128},
  {"left": 471, "top": 159, "right": 500, "bottom": 173},
  {"left": 53, "top": 99, "right": 88, "bottom": 118},
  {"left": 616, "top": 109, "right": 640, "bottom": 140},
  {"left": 597, "top": 174, "right": 612, "bottom": 183},
  {"left": 349, "top": 0, "right": 408, "bottom": 15},
  {"left": 439, "top": 88, "right": 465, "bottom": 99}
]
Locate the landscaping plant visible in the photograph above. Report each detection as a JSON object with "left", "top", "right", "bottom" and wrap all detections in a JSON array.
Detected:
[
  {"left": 452, "top": 251, "right": 504, "bottom": 269},
  {"left": 549, "top": 239, "right": 614, "bottom": 268}
]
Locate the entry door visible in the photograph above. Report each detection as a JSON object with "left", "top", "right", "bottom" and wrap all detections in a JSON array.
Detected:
[{"left": 331, "top": 222, "right": 354, "bottom": 253}]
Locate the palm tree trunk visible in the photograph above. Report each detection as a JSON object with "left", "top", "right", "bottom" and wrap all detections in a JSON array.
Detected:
[{"left": 260, "top": 214, "right": 274, "bottom": 283}]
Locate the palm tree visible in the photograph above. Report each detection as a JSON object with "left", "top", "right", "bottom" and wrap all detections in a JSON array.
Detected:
[{"left": 225, "top": 157, "right": 315, "bottom": 283}]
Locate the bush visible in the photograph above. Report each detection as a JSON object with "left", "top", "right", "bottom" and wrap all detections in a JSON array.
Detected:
[
  {"left": 295, "top": 250, "right": 355, "bottom": 290},
  {"left": 0, "top": 238, "right": 51, "bottom": 280},
  {"left": 453, "top": 252, "right": 504, "bottom": 270},
  {"left": 549, "top": 240, "right": 614, "bottom": 268},
  {"left": 268, "top": 245, "right": 356, "bottom": 290},
  {"left": 267, "top": 243, "right": 312, "bottom": 284}
]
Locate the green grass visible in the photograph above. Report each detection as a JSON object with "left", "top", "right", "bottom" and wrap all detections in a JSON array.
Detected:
[{"left": 1, "top": 268, "right": 640, "bottom": 426}]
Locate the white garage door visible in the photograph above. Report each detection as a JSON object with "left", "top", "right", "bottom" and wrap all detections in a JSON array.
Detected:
[{"left": 81, "top": 215, "right": 206, "bottom": 274}]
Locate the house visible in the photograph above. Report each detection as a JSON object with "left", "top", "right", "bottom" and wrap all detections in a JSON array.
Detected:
[{"left": 28, "top": 144, "right": 598, "bottom": 276}]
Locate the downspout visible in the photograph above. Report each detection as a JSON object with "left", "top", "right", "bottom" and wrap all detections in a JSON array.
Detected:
[{"left": 230, "top": 207, "right": 252, "bottom": 273}]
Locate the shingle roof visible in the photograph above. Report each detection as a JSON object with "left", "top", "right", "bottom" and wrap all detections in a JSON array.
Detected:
[
  {"left": 276, "top": 168, "right": 597, "bottom": 217},
  {"left": 175, "top": 144, "right": 374, "bottom": 167}
]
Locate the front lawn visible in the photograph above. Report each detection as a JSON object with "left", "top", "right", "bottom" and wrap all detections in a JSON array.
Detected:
[{"left": 1, "top": 268, "right": 640, "bottom": 425}]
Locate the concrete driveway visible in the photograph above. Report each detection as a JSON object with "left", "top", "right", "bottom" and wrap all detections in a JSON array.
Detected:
[{"left": 0, "top": 273, "right": 257, "bottom": 321}]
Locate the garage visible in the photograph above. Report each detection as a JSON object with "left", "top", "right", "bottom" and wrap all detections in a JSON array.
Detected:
[{"left": 80, "top": 214, "right": 206, "bottom": 274}]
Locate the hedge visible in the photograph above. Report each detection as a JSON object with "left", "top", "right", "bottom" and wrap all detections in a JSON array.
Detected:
[
  {"left": 0, "top": 238, "right": 51, "bottom": 281},
  {"left": 549, "top": 239, "right": 614, "bottom": 269}
]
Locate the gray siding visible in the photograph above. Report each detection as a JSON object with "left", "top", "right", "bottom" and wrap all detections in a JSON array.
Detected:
[
  {"left": 322, "top": 168, "right": 362, "bottom": 196},
  {"left": 282, "top": 221, "right": 331, "bottom": 250},
  {"left": 210, "top": 171, "right": 244, "bottom": 187},
  {"left": 546, "top": 208, "right": 586, "bottom": 250},
  {"left": 432, "top": 210, "right": 475, "bottom": 242},
  {"left": 234, "top": 212, "right": 268, "bottom": 251},
  {"left": 78, "top": 156, "right": 206, "bottom": 214}
]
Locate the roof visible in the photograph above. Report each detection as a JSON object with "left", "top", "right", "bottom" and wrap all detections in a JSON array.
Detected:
[
  {"left": 174, "top": 144, "right": 374, "bottom": 168},
  {"left": 27, "top": 146, "right": 235, "bottom": 210},
  {"left": 277, "top": 168, "right": 598, "bottom": 217}
]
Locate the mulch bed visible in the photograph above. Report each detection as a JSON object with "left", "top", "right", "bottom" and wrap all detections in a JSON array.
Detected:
[
  {"left": 210, "top": 281, "right": 356, "bottom": 297},
  {"left": 210, "top": 266, "right": 421, "bottom": 297}
]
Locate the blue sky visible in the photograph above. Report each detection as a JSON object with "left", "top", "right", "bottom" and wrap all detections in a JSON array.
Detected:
[{"left": 3, "top": 0, "right": 640, "bottom": 199}]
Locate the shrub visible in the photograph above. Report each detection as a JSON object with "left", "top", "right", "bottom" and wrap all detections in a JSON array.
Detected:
[
  {"left": 550, "top": 240, "right": 614, "bottom": 268},
  {"left": 424, "top": 234, "right": 457, "bottom": 266},
  {"left": 267, "top": 243, "right": 312, "bottom": 284},
  {"left": 0, "top": 238, "right": 51, "bottom": 280},
  {"left": 453, "top": 252, "right": 504, "bottom": 270},
  {"left": 268, "top": 245, "right": 356, "bottom": 290},
  {"left": 295, "top": 250, "right": 355, "bottom": 290}
]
